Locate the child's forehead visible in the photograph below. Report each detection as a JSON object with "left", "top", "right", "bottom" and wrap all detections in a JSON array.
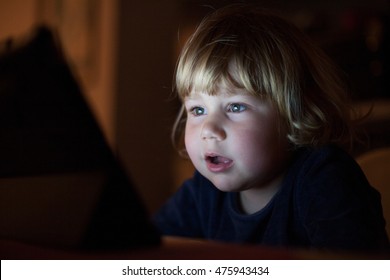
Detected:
[
  {"left": 186, "top": 63, "right": 244, "bottom": 93},
  {"left": 185, "top": 85, "right": 254, "bottom": 100}
]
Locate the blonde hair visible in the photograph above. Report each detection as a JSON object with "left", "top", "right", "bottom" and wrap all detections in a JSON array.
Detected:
[{"left": 173, "top": 4, "right": 357, "bottom": 152}]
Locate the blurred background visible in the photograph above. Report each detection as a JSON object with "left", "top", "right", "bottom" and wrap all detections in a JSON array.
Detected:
[{"left": 0, "top": 0, "right": 389, "bottom": 214}]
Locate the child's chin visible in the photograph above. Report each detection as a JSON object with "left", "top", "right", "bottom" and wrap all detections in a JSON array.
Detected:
[{"left": 211, "top": 180, "right": 242, "bottom": 193}]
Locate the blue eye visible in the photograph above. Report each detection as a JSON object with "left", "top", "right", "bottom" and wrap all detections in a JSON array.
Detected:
[
  {"left": 228, "top": 103, "right": 247, "bottom": 113},
  {"left": 190, "top": 106, "right": 206, "bottom": 116}
]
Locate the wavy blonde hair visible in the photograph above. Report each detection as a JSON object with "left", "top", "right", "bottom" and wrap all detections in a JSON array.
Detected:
[{"left": 173, "top": 4, "right": 357, "bottom": 152}]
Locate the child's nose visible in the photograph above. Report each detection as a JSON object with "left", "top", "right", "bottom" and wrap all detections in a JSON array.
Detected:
[{"left": 201, "top": 118, "right": 226, "bottom": 141}]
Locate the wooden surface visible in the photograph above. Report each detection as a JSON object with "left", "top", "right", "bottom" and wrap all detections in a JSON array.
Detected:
[{"left": 1, "top": 236, "right": 387, "bottom": 260}]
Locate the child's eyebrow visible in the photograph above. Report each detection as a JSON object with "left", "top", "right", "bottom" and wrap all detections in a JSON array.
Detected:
[
  {"left": 183, "top": 95, "right": 198, "bottom": 101},
  {"left": 184, "top": 92, "right": 204, "bottom": 100}
]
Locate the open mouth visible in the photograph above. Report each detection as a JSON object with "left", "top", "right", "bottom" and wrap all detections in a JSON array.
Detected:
[
  {"left": 205, "top": 154, "right": 233, "bottom": 172},
  {"left": 206, "top": 155, "right": 231, "bottom": 164}
]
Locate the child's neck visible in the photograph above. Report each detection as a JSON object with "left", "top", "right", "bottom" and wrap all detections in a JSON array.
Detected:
[{"left": 238, "top": 174, "right": 284, "bottom": 215}]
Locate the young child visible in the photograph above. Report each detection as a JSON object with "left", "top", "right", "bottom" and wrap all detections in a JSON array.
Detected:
[{"left": 154, "top": 4, "right": 389, "bottom": 252}]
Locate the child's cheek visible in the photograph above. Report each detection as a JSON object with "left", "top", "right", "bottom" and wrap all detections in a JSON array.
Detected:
[{"left": 184, "top": 126, "right": 200, "bottom": 160}]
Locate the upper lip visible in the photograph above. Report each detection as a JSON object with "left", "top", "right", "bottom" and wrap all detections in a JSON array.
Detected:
[
  {"left": 204, "top": 152, "right": 221, "bottom": 160},
  {"left": 204, "top": 152, "right": 232, "bottom": 163}
]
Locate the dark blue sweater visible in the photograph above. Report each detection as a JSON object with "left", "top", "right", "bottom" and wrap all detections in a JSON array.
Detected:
[{"left": 154, "top": 146, "right": 389, "bottom": 252}]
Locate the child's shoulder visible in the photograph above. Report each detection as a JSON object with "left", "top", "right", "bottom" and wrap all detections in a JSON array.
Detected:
[
  {"left": 293, "top": 145, "right": 358, "bottom": 174},
  {"left": 180, "top": 170, "right": 224, "bottom": 197},
  {"left": 289, "top": 144, "right": 372, "bottom": 199}
]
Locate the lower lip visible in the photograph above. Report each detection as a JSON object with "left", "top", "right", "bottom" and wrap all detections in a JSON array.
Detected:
[{"left": 206, "top": 160, "right": 233, "bottom": 173}]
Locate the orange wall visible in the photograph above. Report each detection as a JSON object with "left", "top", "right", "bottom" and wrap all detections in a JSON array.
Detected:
[
  {"left": 0, "top": 0, "right": 37, "bottom": 39},
  {"left": 0, "top": 0, "right": 118, "bottom": 147}
]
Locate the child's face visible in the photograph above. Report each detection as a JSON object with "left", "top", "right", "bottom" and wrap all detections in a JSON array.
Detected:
[{"left": 184, "top": 86, "right": 290, "bottom": 193}]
